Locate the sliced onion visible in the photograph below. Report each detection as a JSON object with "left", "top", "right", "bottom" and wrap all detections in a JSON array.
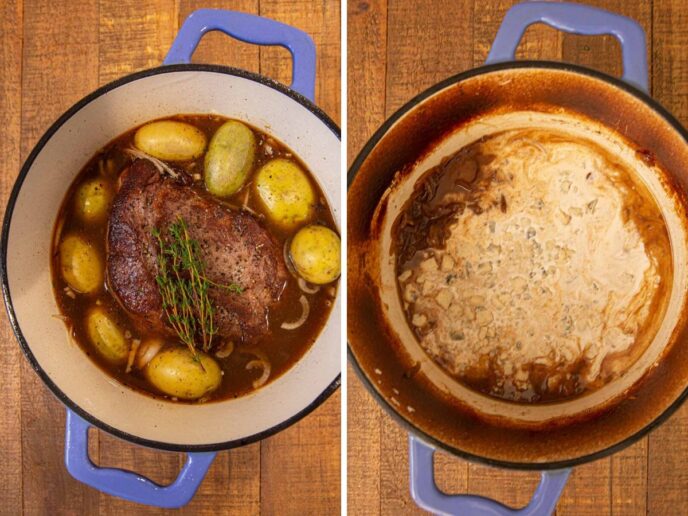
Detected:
[
  {"left": 125, "top": 147, "right": 179, "bottom": 179},
  {"left": 136, "top": 339, "right": 163, "bottom": 369},
  {"left": 519, "top": 138, "right": 547, "bottom": 155},
  {"left": 281, "top": 295, "right": 310, "bottom": 330},
  {"left": 246, "top": 359, "right": 271, "bottom": 389},
  {"left": 215, "top": 341, "right": 235, "bottom": 358},
  {"left": 297, "top": 277, "right": 320, "bottom": 294},
  {"left": 283, "top": 239, "right": 298, "bottom": 277},
  {"left": 125, "top": 339, "right": 141, "bottom": 374}
]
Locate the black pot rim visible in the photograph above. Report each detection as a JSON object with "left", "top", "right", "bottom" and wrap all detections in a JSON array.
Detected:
[
  {"left": 1, "top": 63, "right": 341, "bottom": 453},
  {"left": 347, "top": 59, "right": 688, "bottom": 471}
]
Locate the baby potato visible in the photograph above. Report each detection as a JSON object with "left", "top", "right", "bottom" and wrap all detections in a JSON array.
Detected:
[
  {"left": 254, "top": 159, "right": 315, "bottom": 228},
  {"left": 204, "top": 120, "right": 256, "bottom": 197},
  {"left": 145, "top": 347, "right": 221, "bottom": 400},
  {"left": 134, "top": 120, "right": 207, "bottom": 161},
  {"left": 74, "top": 178, "right": 112, "bottom": 223},
  {"left": 290, "top": 225, "right": 341, "bottom": 284},
  {"left": 86, "top": 307, "right": 128, "bottom": 365},
  {"left": 60, "top": 234, "right": 103, "bottom": 294}
]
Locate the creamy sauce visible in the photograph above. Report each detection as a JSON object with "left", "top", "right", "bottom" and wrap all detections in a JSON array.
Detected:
[{"left": 394, "top": 129, "right": 672, "bottom": 402}]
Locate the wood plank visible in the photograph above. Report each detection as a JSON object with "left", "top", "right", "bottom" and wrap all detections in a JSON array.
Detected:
[
  {"left": 347, "top": 367, "right": 382, "bottom": 515},
  {"left": 257, "top": 3, "right": 341, "bottom": 515},
  {"left": 260, "top": 391, "right": 341, "bottom": 515},
  {"left": 0, "top": 1, "right": 24, "bottom": 512},
  {"left": 384, "top": 0, "right": 474, "bottom": 115},
  {"left": 347, "top": 0, "right": 387, "bottom": 512},
  {"left": 19, "top": 0, "right": 101, "bottom": 513},
  {"left": 98, "top": 0, "right": 178, "bottom": 85},
  {"left": 611, "top": 440, "right": 648, "bottom": 516},
  {"left": 346, "top": 0, "right": 387, "bottom": 164},
  {"left": 261, "top": 0, "right": 341, "bottom": 123},
  {"left": 648, "top": 0, "right": 688, "bottom": 512},
  {"left": 182, "top": 444, "right": 261, "bottom": 515}
]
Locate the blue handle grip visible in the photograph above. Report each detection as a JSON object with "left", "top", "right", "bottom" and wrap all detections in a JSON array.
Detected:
[
  {"left": 409, "top": 437, "right": 571, "bottom": 516},
  {"left": 164, "top": 8, "right": 316, "bottom": 101},
  {"left": 65, "top": 410, "right": 216, "bottom": 508},
  {"left": 486, "top": 1, "right": 648, "bottom": 92}
]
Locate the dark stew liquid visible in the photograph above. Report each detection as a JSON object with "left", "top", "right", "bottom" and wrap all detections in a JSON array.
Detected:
[{"left": 51, "top": 114, "right": 338, "bottom": 403}]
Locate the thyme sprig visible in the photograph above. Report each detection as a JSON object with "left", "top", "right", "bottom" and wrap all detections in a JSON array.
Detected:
[{"left": 152, "top": 216, "right": 242, "bottom": 363}]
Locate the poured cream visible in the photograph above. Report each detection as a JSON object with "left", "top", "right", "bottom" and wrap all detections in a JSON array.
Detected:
[{"left": 397, "top": 129, "right": 672, "bottom": 402}]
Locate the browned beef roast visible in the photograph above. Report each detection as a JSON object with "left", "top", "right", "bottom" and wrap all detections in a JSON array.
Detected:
[{"left": 106, "top": 159, "right": 288, "bottom": 343}]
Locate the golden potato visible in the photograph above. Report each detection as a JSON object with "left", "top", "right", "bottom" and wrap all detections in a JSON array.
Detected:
[
  {"left": 134, "top": 120, "right": 206, "bottom": 161},
  {"left": 74, "top": 178, "right": 112, "bottom": 223},
  {"left": 204, "top": 120, "right": 256, "bottom": 197},
  {"left": 86, "top": 307, "right": 128, "bottom": 365},
  {"left": 144, "top": 347, "right": 221, "bottom": 400},
  {"left": 59, "top": 234, "right": 103, "bottom": 294},
  {"left": 290, "top": 225, "right": 341, "bottom": 284},
  {"left": 254, "top": 159, "right": 315, "bottom": 228}
]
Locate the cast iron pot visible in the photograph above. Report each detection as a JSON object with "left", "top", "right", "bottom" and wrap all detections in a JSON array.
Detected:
[
  {"left": 348, "top": 2, "right": 688, "bottom": 514},
  {"left": 2, "top": 9, "right": 340, "bottom": 509}
]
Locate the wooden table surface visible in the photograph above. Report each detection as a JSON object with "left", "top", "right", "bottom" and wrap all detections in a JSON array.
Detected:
[
  {"left": 0, "top": 1, "right": 340, "bottom": 514},
  {"left": 347, "top": 0, "right": 688, "bottom": 514}
]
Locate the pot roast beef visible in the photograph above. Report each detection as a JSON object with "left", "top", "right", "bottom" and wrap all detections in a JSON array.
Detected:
[{"left": 106, "top": 159, "right": 288, "bottom": 343}]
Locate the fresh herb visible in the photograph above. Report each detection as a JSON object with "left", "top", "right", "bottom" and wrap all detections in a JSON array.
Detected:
[{"left": 152, "top": 216, "right": 242, "bottom": 362}]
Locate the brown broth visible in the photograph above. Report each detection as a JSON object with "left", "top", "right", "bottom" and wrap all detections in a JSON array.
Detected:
[{"left": 51, "top": 114, "right": 338, "bottom": 403}]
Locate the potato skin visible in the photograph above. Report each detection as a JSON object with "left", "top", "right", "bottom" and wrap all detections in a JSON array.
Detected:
[
  {"left": 59, "top": 234, "right": 103, "bottom": 293},
  {"left": 290, "top": 225, "right": 341, "bottom": 284},
  {"left": 145, "top": 348, "right": 221, "bottom": 400},
  {"left": 204, "top": 120, "right": 256, "bottom": 197},
  {"left": 85, "top": 307, "right": 128, "bottom": 364},
  {"left": 134, "top": 120, "right": 207, "bottom": 161},
  {"left": 254, "top": 159, "right": 315, "bottom": 228},
  {"left": 74, "top": 178, "right": 112, "bottom": 223}
]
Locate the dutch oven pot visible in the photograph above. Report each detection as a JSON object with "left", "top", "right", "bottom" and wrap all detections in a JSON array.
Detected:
[
  {"left": 348, "top": 2, "right": 688, "bottom": 514},
  {"left": 2, "top": 9, "right": 340, "bottom": 508}
]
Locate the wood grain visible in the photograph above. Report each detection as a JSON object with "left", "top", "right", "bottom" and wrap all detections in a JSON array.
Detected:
[
  {"left": 0, "top": 1, "right": 24, "bottom": 513},
  {"left": 346, "top": 1, "right": 387, "bottom": 513},
  {"left": 19, "top": 1, "right": 101, "bottom": 514},
  {"left": 2, "top": 1, "right": 340, "bottom": 514},
  {"left": 648, "top": 0, "right": 688, "bottom": 512},
  {"left": 346, "top": 1, "right": 688, "bottom": 514}
]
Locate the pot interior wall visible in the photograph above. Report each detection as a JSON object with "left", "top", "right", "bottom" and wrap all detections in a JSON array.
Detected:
[
  {"left": 6, "top": 69, "right": 340, "bottom": 448},
  {"left": 348, "top": 64, "right": 688, "bottom": 466}
]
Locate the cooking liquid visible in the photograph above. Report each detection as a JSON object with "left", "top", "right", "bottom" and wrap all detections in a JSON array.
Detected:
[{"left": 52, "top": 114, "right": 338, "bottom": 402}]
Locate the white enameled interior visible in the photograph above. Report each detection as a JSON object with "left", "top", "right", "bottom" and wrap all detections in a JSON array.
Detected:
[
  {"left": 377, "top": 111, "right": 687, "bottom": 423},
  {"left": 6, "top": 70, "right": 340, "bottom": 446}
]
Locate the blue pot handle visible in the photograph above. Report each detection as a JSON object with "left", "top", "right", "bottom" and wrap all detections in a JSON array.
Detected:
[
  {"left": 64, "top": 409, "right": 216, "bottom": 508},
  {"left": 486, "top": 1, "right": 648, "bottom": 92},
  {"left": 164, "top": 8, "right": 316, "bottom": 101},
  {"left": 409, "top": 437, "right": 571, "bottom": 515}
]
